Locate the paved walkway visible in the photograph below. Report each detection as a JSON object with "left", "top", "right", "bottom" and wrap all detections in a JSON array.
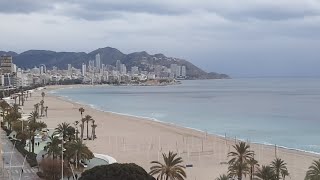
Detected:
[{"left": 1, "top": 130, "right": 40, "bottom": 180}]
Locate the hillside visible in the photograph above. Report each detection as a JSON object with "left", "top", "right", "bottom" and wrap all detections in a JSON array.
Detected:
[{"left": 0, "top": 47, "right": 230, "bottom": 79}]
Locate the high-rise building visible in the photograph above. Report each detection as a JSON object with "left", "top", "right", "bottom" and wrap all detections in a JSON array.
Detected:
[
  {"left": 181, "top": 66, "right": 186, "bottom": 77},
  {"left": 116, "top": 60, "right": 121, "bottom": 72},
  {"left": 170, "top": 64, "right": 178, "bottom": 77},
  {"left": 67, "top": 64, "right": 72, "bottom": 71},
  {"left": 120, "top": 64, "right": 127, "bottom": 74},
  {"left": 82, "top": 63, "right": 86, "bottom": 76},
  {"left": 131, "top": 66, "right": 139, "bottom": 75},
  {"left": 11, "top": 64, "right": 17, "bottom": 73},
  {"left": 0, "top": 55, "right": 13, "bottom": 74},
  {"left": 95, "top": 54, "right": 101, "bottom": 69},
  {"left": 176, "top": 66, "right": 181, "bottom": 77}
]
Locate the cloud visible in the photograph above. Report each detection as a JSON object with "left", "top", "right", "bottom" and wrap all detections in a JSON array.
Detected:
[{"left": 0, "top": 0, "right": 319, "bottom": 76}]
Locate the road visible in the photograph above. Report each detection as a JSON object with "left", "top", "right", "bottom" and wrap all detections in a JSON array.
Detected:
[{"left": 1, "top": 130, "right": 40, "bottom": 180}]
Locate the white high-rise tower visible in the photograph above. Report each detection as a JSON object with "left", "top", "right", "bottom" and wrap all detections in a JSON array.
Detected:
[
  {"left": 82, "top": 63, "right": 86, "bottom": 76},
  {"left": 95, "top": 54, "right": 101, "bottom": 70}
]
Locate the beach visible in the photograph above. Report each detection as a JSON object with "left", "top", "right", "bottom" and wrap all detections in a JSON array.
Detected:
[{"left": 21, "top": 85, "right": 320, "bottom": 180}]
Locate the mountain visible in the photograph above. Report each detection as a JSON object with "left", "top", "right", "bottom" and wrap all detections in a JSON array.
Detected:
[{"left": 0, "top": 47, "right": 230, "bottom": 79}]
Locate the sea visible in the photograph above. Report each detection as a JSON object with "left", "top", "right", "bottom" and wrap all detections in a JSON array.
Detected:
[{"left": 50, "top": 78, "right": 320, "bottom": 154}]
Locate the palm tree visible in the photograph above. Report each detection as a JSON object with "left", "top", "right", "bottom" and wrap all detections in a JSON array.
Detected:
[
  {"left": 270, "top": 158, "right": 288, "bottom": 180},
  {"left": 228, "top": 161, "right": 250, "bottom": 180},
  {"left": 149, "top": 151, "right": 186, "bottom": 180},
  {"left": 84, "top": 115, "right": 93, "bottom": 139},
  {"left": 44, "top": 106, "right": 48, "bottom": 117},
  {"left": 305, "top": 159, "right": 320, "bottom": 180},
  {"left": 21, "top": 90, "right": 25, "bottom": 106},
  {"left": 248, "top": 158, "right": 259, "bottom": 180},
  {"left": 281, "top": 169, "right": 289, "bottom": 180},
  {"left": 0, "top": 100, "right": 9, "bottom": 121},
  {"left": 34, "top": 103, "right": 40, "bottom": 115},
  {"left": 78, "top": 107, "right": 84, "bottom": 118},
  {"left": 228, "top": 142, "right": 254, "bottom": 180},
  {"left": 45, "top": 135, "right": 61, "bottom": 159},
  {"left": 91, "top": 123, "right": 97, "bottom": 140},
  {"left": 54, "top": 122, "right": 71, "bottom": 140},
  {"left": 65, "top": 139, "right": 94, "bottom": 169},
  {"left": 28, "top": 120, "right": 47, "bottom": 153},
  {"left": 41, "top": 92, "right": 45, "bottom": 101},
  {"left": 216, "top": 174, "right": 229, "bottom": 180},
  {"left": 80, "top": 118, "right": 85, "bottom": 140},
  {"left": 40, "top": 100, "right": 44, "bottom": 116},
  {"left": 4, "top": 104, "right": 21, "bottom": 130},
  {"left": 28, "top": 111, "right": 39, "bottom": 122},
  {"left": 256, "top": 165, "right": 276, "bottom": 180}
]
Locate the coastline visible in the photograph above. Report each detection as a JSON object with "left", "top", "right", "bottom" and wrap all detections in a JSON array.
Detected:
[
  {"left": 24, "top": 85, "right": 320, "bottom": 180},
  {"left": 51, "top": 87, "right": 320, "bottom": 157}
]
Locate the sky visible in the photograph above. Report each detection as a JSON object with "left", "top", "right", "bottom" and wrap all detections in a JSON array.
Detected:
[{"left": 0, "top": 0, "right": 319, "bottom": 77}]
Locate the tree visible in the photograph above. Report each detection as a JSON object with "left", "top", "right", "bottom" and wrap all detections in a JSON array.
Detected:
[
  {"left": 45, "top": 106, "right": 48, "bottom": 117},
  {"left": 40, "top": 100, "right": 44, "bottom": 116},
  {"left": 28, "top": 111, "right": 46, "bottom": 153},
  {"left": 79, "top": 107, "right": 85, "bottom": 118},
  {"left": 228, "top": 161, "right": 250, "bottom": 180},
  {"left": 64, "top": 139, "right": 94, "bottom": 168},
  {"left": 0, "top": 100, "right": 9, "bottom": 121},
  {"left": 281, "top": 169, "right": 289, "bottom": 180},
  {"left": 39, "top": 158, "right": 70, "bottom": 180},
  {"left": 21, "top": 90, "right": 25, "bottom": 106},
  {"left": 216, "top": 174, "right": 229, "bottom": 180},
  {"left": 248, "top": 158, "right": 259, "bottom": 180},
  {"left": 91, "top": 120, "right": 97, "bottom": 140},
  {"left": 54, "top": 122, "right": 72, "bottom": 141},
  {"left": 149, "top": 151, "right": 186, "bottom": 180},
  {"left": 256, "top": 165, "right": 276, "bottom": 180},
  {"left": 305, "top": 159, "right": 320, "bottom": 180},
  {"left": 270, "top": 158, "right": 288, "bottom": 180},
  {"left": 5, "top": 106, "right": 21, "bottom": 130},
  {"left": 34, "top": 103, "right": 40, "bottom": 116},
  {"left": 80, "top": 118, "right": 86, "bottom": 140},
  {"left": 45, "top": 135, "right": 61, "bottom": 159},
  {"left": 41, "top": 92, "right": 45, "bottom": 101},
  {"left": 228, "top": 142, "right": 254, "bottom": 180},
  {"left": 79, "top": 163, "right": 155, "bottom": 180},
  {"left": 84, "top": 115, "right": 93, "bottom": 139},
  {"left": 28, "top": 111, "right": 39, "bottom": 122}
]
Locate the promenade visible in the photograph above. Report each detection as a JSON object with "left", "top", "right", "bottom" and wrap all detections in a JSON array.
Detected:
[{"left": 1, "top": 130, "right": 40, "bottom": 180}]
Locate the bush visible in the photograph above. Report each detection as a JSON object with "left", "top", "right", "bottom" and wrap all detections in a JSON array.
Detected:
[
  {"left": 39, "top": 158, "right": 71, "bottom": 180},
  {"left": 79, "top": 163, "right": 155, "bottom": 180},
  {"left": 11, "top": 140, "right": 38, "bottom": 167}
]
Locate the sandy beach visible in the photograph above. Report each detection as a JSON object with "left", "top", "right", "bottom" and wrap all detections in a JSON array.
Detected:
[{"left": 21, "top": 85, "right": 320, "bottom": 180}]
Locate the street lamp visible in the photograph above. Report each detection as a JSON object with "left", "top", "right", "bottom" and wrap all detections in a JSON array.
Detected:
[{"left": 58, "top": 136, "right": 65, "bottom": 180}]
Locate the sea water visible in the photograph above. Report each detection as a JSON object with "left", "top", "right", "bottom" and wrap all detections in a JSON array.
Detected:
[{"left": 51, "top": 78, "right": 320, "bottom": 154}]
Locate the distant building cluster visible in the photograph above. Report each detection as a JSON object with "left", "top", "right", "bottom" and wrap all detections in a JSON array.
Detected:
[{"left": 0, "top": 53, "right": 187, "bottom": 88}]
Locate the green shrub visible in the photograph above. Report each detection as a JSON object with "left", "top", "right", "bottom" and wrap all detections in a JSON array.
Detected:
[{"left": 79, "top": 163, "right": 155, "bottom": 180}]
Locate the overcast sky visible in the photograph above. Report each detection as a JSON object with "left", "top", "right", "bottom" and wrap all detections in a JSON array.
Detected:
[{"left": 0, "top": 0, "right": 319, "bottom": 77}]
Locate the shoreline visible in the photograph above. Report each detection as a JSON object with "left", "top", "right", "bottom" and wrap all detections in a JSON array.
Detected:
[
  {"left": 24, "top": 84, "right": 320, "bottom": 180},
  {"left": 50, "top": 87, "right": 320, "bottom": 158}
]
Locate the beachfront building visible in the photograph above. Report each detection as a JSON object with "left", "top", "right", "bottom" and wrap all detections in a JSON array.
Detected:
[
  {"left": 96, "top": 54, "right": 101, "bottom": 71},
  {"left": 82, "top": 63, "right": 86, "bottom": 76}
]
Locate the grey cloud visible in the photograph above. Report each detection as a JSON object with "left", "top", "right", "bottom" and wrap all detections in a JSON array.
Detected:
[
  {"left": 0, "top": 0, "right": 52, "bottom": 14},
  {"left": 0, "top": 0, "right": 319, "bottom": 22}
]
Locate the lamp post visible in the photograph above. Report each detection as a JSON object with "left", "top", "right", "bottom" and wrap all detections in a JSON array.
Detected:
[
  {"left": 58, "top": 135, "right": 66, "bottom": 180},
  {"left": 58, "top": 136, "right": 64, "bottom": 180}
]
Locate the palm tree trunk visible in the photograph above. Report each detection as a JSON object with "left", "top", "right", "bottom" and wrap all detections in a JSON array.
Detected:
[
  {"left": 31, "top": 136, "right": 35, "bottom": 153},
  {"left": 86, "top": 121, "right": 89, "bottom": 139},
  {"left": 80, "top": 124, "right": 83, "bottom": 140}
]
